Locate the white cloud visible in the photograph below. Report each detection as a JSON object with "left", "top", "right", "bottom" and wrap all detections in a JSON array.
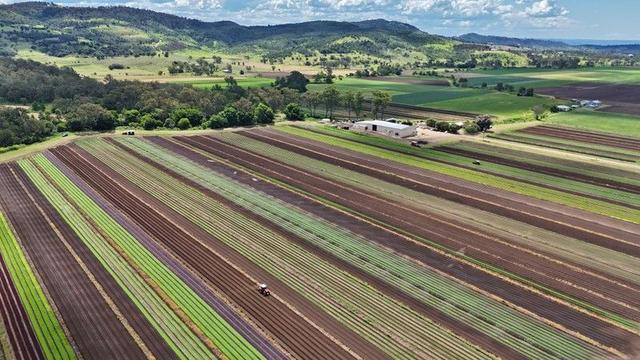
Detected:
[
  {"left": 171, "top": 0, "right": 222, "bottom": 9},
  {"left": 400, "top": 0, "right": 507, "bottom": 17},
  {"left": 525, "top": 0, "right": 567, "bottom": 18}
]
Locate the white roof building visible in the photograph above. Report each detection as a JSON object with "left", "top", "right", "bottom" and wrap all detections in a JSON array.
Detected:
[{"left": 352, "top": 120, "right": 416, "bottom": 138}]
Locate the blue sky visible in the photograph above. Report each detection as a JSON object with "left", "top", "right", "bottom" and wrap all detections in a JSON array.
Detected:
[{"left": 7, "top": 0, "right": 640, "bottom": 40}]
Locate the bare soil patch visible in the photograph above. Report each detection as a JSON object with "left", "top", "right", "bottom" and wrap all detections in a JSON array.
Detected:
[{"left": 538, "top": 83, "right": 640, "bottom": 116}]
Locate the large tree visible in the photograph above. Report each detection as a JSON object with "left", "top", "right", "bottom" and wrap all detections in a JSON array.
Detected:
[{"left": 322, "top": 86, "right": 340, "bottom": 119}]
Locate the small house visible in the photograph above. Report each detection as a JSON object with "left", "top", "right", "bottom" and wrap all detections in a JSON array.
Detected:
[
  {"left": 352, "top": 120, "right": 417, "bottom": 138},
  {"left": 556, "top": 105, "right": 571, "bottom": 112}
]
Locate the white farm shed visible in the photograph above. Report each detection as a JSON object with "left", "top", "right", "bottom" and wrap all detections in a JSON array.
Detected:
[{"left": 352, "top": 120, "right": 416, "bottom": 138}]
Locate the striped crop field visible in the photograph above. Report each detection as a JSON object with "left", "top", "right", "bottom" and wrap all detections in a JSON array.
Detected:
[
  {"left": 489, "top": 125, "right": 640, "bottom": 162},
  {"left": 0, "top": 126, "right": 639, "bottom": 359}
]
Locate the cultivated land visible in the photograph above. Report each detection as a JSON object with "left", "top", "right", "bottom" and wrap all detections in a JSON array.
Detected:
[{"left": 0, "top": 123, "right": 639, "bottom": 358}]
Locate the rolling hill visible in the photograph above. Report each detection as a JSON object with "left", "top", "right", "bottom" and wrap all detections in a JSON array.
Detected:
[{"left": 0, "top": 2, "right": 450, "bottom": 58}]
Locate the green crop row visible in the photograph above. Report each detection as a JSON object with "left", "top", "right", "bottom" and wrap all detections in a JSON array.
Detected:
[
  {"left": 222, "top": 131, "right": 640, "bottom": 286},
  {"left": 501, "top": 131, "right": 640, "bottom": 158},
  {"left": 28, "top": 155, "right": 263, "bottom": 360},
  {"left": 448, "top": 141, "right": 640, "bottom": 187},
  {"left": 0, "top": 211, "right": 76, "bottom": 360},
  {"left": 110, "top": 137, "right": 610, "bottom": 359},
  {"left": 216, "top": 131, "right": 640, "bottom": 331},
  {"left": 34, "top": 156, "right": 262, "bottom": 359},
  {"left": 296, "top": 126, "right": 640, "bottom": 207},
  {"left": 278, "top": 126, "right": 640, "bottom": 224},
  {"left": 89, "top": 137, "right": 496, "bottom": 360},
  {"left": 489, "top": 133, "right": 640, "bottom": 162},
  {"left": 20, "top": 157, "right": 218, "bottom": 360}
]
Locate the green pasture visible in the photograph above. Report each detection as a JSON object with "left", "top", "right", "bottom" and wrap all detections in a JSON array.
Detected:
[
  {"left": 173, "top": 77, "right": 274, "bottom": 89},
  {"left": 545, "top": 111, "right": 640, "bottom": 138},
  {"left": 426, "top": 92, "right": 561, "bottom": 120},
  {"left": 456, "top": 67, "right": 640, "bottom": 88}
]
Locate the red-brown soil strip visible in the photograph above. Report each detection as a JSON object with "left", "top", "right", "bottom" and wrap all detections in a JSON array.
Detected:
[
  {"left": 520, "top": 126, "right": 640, "bottom": 151},
  {"left": 51, "top": 145, "right": 384, "bottom": 360},
  {"left": 0, "top": 163, "right": 178, "bottom": 360},
  {"left": 247, "top": 128, "right": 640, "bottom": 256},
  {"left": 157, "top": 135, "right": 640, "bottom": 354},
  {"left": 233, "top": 130, "right": 640, "bottom": 321},
  {"left": 0, "top": 252, "right": 44, "bottom": 360},
  {"left": 43, "top": 152, "right": 287, "bottom": 360},
  {"left": 436, "top": 146, "right": 640, "bottom": 195},
  {"left": 493, "top": 133, "right": 640, "bottom": 162},
  {"left": 138, "top": 136, "right": 531, "bottom": 359},
  {"left": 295, "top": 126, "right": 640, "bottom": 208}
]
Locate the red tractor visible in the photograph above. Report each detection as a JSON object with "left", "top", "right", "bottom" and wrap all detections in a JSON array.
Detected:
[{"left": 258, "top": 283, "right": 271, "bottom": 297}]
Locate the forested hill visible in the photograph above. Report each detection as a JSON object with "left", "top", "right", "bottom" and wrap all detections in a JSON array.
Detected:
[
  {"left": 0, "top": 2, "right": 448, "bottom": 57},
  {"left": 458, "top": 33, "right": 571, "bottom": 49}
]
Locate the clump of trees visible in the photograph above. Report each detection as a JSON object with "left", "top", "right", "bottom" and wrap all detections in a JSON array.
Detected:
[
  {"left": 274, "top": 71, "right": 309, "bottom": 92},
  {"left": 168, "top": 58, "right": 221, "bottom": 76},
  {"left": 0, "top": 108, "right": 55, "bottom": 147}
]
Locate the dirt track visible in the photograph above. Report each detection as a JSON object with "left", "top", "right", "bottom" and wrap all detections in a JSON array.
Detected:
[
  {"left": 51, "top": 145, "right": 384, "bottom": 360},
  {"left": 437, "top": 146, "right": 640, "bottom": 195},
  {"left": 0, "top": 253, "right": 44, "bottom": 360},
  {"left": 0, "top": 164, "right": 177, "bottom": 359},
  {"left": 166, "top": 134, "right": 639, "bottom": 354},
  {"left": 520, "top": 126, "right": 640, "bottom": 151}
]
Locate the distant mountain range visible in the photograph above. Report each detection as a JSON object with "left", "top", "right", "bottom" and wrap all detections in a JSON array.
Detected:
[
  {"left": 1, "top": 2, "right": 638, "bottom": 59},
  {"left": 458, "top": 33, "right": 640, "bottom": 54}
]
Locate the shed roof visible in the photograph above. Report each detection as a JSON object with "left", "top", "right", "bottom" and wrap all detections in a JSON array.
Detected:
[{"left": 356, "top": 120, "right": 411, "bottom": 130}]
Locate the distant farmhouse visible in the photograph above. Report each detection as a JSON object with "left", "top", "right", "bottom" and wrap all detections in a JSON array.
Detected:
[{"left": 351, "top": 120, "right": 417, "bottom": 138}]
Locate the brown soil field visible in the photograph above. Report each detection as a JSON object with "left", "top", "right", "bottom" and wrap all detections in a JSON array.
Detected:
[
  {"left": 240, "top": 129, "right": 640, "bottom": 319},
  {"left": 51, "top": 145, "right": 385, "bottom": 360},
  {"left": 520, "top": 126, "right": 640, "bottom": 151},
  {"left": 167, "top": 134, "right": 639, "bottom": 354},
  {"left": 0, "top": 253, "right": 44, "bottom": 360},
  {"left": 295, "top": 126, "right": 640, "bottom": 209},
  {"left": 140, "top": 136, "right": 527, "bottom": 359},
  {"left": 437, "top": 146, "right": 640, "bottom": 195},
  {"left": 537, "top": 83, "right": 640, "bottom": 116},
  {"left": 43, "top": 152, "right": 288, "bottom": 360},
  {"left": 0, "top": 164, "right": 176, "bottom": 359},
  {"left": 251, "top": 129, "right": 640, "bottom": 252}
]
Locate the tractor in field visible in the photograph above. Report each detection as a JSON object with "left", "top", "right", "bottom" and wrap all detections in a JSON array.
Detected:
[{"left": 258, "top": 283, "right": 271, "bottom": 297}]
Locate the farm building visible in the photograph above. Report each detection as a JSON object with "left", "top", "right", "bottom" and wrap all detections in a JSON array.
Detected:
[
  {"left": 556, "top": 105, "right": 572, "bottom": 112},
  {"left": 352, "top": 120, "right": 417, "bottom": 138}
]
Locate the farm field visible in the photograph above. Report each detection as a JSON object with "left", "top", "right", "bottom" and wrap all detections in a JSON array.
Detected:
[
  {"left": 546, "top": 111, "right": 640, "bottom": 137},
  {"left": 457, "top": 67, "right": 640, "bottom": 88},
  {"left": 311, "top": 77, "right": 561, "bottom": 120},
  {"left": 0, "top": 127, "right": 639, "bottom": 358},
  {"left": 489, "top": 123, "right": 640, "bottom": 162}
]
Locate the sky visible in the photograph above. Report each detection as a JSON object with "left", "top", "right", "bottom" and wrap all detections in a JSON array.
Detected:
[{"left": 6, "top": 0, "right": 640, "bottom": 40}]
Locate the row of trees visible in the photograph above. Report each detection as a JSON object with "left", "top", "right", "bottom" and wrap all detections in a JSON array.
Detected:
[{"left": 299, "top": 87, "right": 391, "bottom": 120}]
